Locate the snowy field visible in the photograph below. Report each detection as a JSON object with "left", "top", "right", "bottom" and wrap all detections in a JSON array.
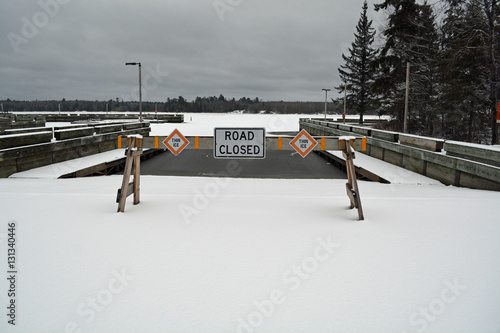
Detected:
[
  {"left": 1, "top": 113, "right": 499, "bottom": 333},
  {"left": 150, "top": 112, "right": 321, "bottom": 136}
]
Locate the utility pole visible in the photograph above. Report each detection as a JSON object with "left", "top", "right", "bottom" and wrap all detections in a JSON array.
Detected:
[
  {"left": 322, "top": 88, "right": 331, "bottom": 121},
  {"left": 496, "top": 101, "right": 500, "bottom": 144},
  {"left": 404, "top": 59, "right": 410, "bottom": 133},
  {"left": 344, "top": 85, "right": 347, "bottom": 124}
]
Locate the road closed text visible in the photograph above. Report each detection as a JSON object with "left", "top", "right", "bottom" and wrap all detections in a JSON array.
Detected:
[{"left": 214, "top": 128, "right": 265, "bottom": 159}]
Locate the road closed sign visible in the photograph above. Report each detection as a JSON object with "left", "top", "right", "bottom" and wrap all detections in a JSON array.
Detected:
[{"left": 214, "top": 128, "right": 266, "bottom": 159}]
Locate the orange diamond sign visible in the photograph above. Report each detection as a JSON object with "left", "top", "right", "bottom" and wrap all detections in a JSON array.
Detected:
[
  {"left": 163, "top": 129, "right": 189, "bottom": 155},
  {"left": 290, "top": 129, "right": 318, "bottom": 158}
]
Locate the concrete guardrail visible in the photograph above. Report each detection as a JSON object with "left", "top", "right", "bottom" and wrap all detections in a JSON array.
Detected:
[
  {"left": 300, "top": 118, "right": 500, "bottom": 191},
  {"left": 0, "top": 123, "right": 151, "bottom": 178},
  {"left": 444, "top": 141, "right": 500, "bottom": 167},
  {"left": 0, "top": 132, "right": 53, "bottom": 149},
  {"left": 54, "top": 127, "right": 95, "bottom": 140},
  {"left": 4, "top": 127, "right": 52, "bottom": 135}
]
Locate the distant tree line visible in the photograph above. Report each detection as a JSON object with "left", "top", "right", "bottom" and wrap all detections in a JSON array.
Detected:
[
  {"left": 0, "top": 96, "right": 344, "bottom": 115},
  {"left": 338, "top": 0, "right": 499, "bottom": 144}
]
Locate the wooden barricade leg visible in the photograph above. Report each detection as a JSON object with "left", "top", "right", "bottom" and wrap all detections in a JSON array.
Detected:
[
  {"left": 133, "top": 152, "right": 141, "bottom": 205},
  {"left": 117, "top": 138, "right": 141, "bottom": 213},
  {"left": 345, "top": 150, "right": 356, "bottom": 209},
  {"left": 343, "top": 139, "right": 365, "bottom": 221}
]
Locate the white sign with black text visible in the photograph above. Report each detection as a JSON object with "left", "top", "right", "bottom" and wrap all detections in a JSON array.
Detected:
[{"left": 214, "top": 128, "right": 266, "bottom": 159}]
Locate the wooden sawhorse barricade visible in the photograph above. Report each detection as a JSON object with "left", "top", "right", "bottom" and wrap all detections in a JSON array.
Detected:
[{"left": 116, "top": 134, "right": 366, "bottom": 220}]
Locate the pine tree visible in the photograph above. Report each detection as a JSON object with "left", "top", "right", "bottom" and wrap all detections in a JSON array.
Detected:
[
  {"left": 480, "top": 0, "right": 500, "bottom": 144},
  {"left": 372, "top": 0, "right": 420, "bottom": 130},
  {"left": 409, "top": 1, "right": 440, "bottom": 136},
  {"left": 337, "top": 0, "right": 378, "bottom": 125},
  {"left": 438, "top": 0, "right": 492, "bottom": 142},
  {"left": 372, "top": 0, "right": 438, "bottom": 133}
]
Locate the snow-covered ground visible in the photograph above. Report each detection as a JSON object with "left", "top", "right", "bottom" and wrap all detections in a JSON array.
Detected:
[
  {"left": 150, "top": 112, "right": 314, "bottom": 136},
  {"left": 1, "top": 113, "right": 499, "bottom": 333}
]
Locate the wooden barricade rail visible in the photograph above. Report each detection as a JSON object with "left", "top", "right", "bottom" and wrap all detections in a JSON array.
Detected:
[
  {"left": 116, "top": 135, "right": 366, "bottom": 220},
  {"left": 117, "top": 135, "right": 366, "bottom": 152}
]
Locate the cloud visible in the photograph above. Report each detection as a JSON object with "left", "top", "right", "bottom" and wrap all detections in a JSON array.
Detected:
[{"left": 0, "top": 0, "right": 381, "bottom": 102}]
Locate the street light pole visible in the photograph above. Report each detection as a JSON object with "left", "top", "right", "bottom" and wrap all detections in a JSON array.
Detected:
[
  {"left": 126, "top": 62, "right": 143, "bottom": 122},
  {"left": 322, "top": 88, "right": 331, "bottom": 121}
]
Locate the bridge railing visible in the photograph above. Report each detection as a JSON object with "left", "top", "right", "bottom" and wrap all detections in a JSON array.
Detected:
[{"left": 300, "top": 118, "right": 500, "bottom": 191}]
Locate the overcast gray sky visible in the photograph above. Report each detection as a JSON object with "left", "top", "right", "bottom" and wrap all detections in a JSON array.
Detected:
[{"left": 0, "top": 0, "right": 386, "bottom": 102}]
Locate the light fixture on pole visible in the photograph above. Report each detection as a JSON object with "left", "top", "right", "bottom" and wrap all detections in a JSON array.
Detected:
[
  {"left": 125, "top": 62, "right": 142, "bottom": 122},
  {"left": 322, "top": 88, "right": 331, "bottom": 121}
]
